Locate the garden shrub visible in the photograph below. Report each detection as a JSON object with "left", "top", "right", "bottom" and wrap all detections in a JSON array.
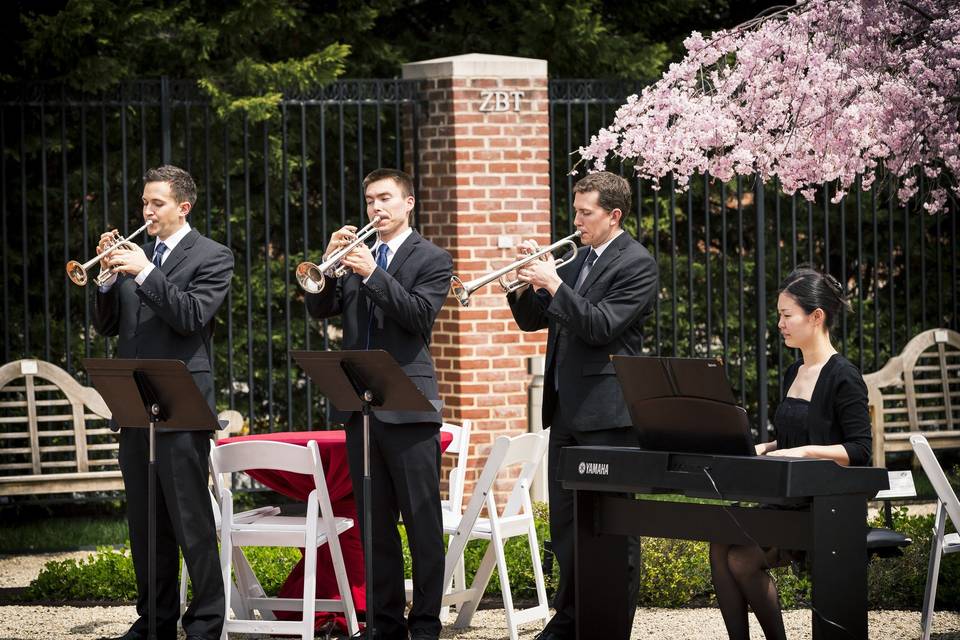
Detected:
[{"left": 20, "top": 504, "right": 958, "bottom": 610}]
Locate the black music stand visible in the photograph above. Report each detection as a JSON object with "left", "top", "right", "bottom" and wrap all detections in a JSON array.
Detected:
[
  {"left": 291, "top": 349, "right": 435, "bottom": 639},
  {"left": 611, "top": 355, "right": 755, "bottom": 456},
  {"left": 84, "top": 358, "right": 219, "bottom": 640}
]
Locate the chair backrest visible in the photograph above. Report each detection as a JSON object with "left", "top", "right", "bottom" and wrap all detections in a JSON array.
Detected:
[
  {"left": 863, "top": 328, "right": 960, "bottom": 464},
  {"left": 0, "top": 358, "right": 114, "bottom": 480},
  {"left": 464, "top": 432, "right": 547, "bottom": 524},
  {"left": 440, "top": 420, "right": 472, "bottom": 513},
  {"left": 911, "top": 435, "right": 960, "bottom": 531},
  {"left": 211, "top": 439, "right": 327, "bottom": 495}
]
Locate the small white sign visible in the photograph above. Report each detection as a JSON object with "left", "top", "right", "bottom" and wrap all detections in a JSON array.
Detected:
[
  {"left": 875, "top": 470, "right": 917, "bottom": 499},
  {"left": 497, "top": 235, "right": 515, "bottom": 249},
  {"left": 934, "top": 329, "right": 948, "bottom": 343},
  {"left": 20, "top": 360, "right": 38, "bottom": 375}
]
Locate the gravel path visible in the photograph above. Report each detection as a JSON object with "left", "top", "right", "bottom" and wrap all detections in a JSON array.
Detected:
[{"left": 3, "top": 552, "right": 958, "bottom": 639}]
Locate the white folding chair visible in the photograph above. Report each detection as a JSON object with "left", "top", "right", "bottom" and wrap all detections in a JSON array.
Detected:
[
  {"left": 440, "top": 420, "right": 473, "bottom": 517},
  {"left": 439, "top": 431, "right": 550, "bottom": 640},
  {"left": 435, "top": 420, "right": 472, "bottom": 619},
  {"left": 179, "top": 411, "right": 279, "bottom": 620},
  {"left": 211, "top": 439, "right": 358, "bottom": 640},
  {"left": 910, "top": 434, "right": 960, "bottom": 640}
]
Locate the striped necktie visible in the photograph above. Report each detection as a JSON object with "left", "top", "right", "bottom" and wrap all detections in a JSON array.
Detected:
[{"left": 152, "top": 242, "right": 167, "bottom": 268}]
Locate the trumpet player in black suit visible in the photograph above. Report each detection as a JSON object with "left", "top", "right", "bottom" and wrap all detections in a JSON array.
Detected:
[{"left": 507, "top": 171, "right": 658, "bottom": 640}]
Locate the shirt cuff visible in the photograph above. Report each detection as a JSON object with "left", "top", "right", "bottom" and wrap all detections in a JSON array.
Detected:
[
  {"left": 362, "top": 266, "right": 379, "bottom": 285},
  {"left": 135, "top": 263, "right": 155, "bottom": 286}
]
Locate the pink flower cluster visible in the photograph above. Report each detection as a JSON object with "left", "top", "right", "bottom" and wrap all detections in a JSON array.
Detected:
[{"left": 578, "top": 0, "right": 960, "bottom": 213}]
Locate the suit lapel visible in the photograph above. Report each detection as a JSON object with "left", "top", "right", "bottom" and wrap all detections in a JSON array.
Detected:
[
  {"left": 159, "top": 229, "right": 198, "bottom": 276},
  {"left": 386, "top": 229, "right": 419, "bottom": 277},
  {"left": 577, "top": 231, "right": 628, "bottom": 293}
]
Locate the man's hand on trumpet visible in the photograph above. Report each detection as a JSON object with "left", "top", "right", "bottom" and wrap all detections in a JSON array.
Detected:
[
  {"left": 97, "top": 230, "right": 118, "bottom": 272},
  {"left": 516, "top": 239, "right": 563, "bottom": 296},
  {"left": 324, "top": 225, "right": 359, "bottom": 261},
  {"left": 105, "top": 242, "right": 151, "bottom": 277},
  {"left": 339, "top": 242, "right": 377, "bottom": 278}
]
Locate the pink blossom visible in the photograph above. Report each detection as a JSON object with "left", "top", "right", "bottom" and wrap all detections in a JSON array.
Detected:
[{"left": 578, "top": 0, "right": 960, "bottom": 214}]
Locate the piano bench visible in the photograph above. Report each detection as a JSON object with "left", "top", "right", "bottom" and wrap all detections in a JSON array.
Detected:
[{"left": 867, "top": 526, "right": 912, "bottom": 559}]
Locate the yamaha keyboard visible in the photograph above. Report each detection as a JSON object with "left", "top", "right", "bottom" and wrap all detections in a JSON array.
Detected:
[
  {"left": 561, "top": 446, "right": 888, "bottom": 503},
  {"left": 560, "top": 446, "right": 889, "bottom": 640}
]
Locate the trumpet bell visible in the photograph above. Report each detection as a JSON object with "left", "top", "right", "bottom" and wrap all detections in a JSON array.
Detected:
[
  {"left": 296, "top": 262, "right": 326, "bottom": 294},
  {"left": 66, "top": 260, "right": 88, "bottom": 286},
  {"left": 450, "top": 276, "right": 471, "bottom": 307}
]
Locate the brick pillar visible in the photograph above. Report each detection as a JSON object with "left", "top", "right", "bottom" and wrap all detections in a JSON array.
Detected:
[{"left": 402, "top": 54, "right": 551, "bottom": 501}]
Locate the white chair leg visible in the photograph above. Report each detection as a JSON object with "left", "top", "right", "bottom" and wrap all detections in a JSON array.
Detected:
[
  {"left": 219, "top": 528, "right": 232, "bottom": 640},
  {"left": 921, "top": 503, "right": 947, "bottom": 640},
  {"left": 179, "top": 556, "right": 189, "bottom": 620},
  {"left": 302, "top": 542, "right": 318, "bottom": 640},
  {"left": 493, "top": 533, "right": 519, "bottom": 640},
  {"left": 454, "top": 542, "right": 498, "bottom": 628},
  {"left": 527, "top": 522, "right": 550, "bottom": 621}
]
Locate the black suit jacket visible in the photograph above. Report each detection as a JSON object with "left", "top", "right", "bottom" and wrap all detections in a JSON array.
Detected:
[
  {"left": 306, "top": 229, "right": 452, "bottom": 425},
  {"left": 93, "top": 228, "right": 234, "bottom": 415},
  {"left": 509, "top": 231, "right": 657, "bottom": 431}
]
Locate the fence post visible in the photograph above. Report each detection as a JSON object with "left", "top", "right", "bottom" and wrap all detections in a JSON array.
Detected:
[
  {"left": 756, "top": 180, "right": 768, "bottom": 439},
  {"left": 160, "top": 76, "right": 171, "bottom": 164}
]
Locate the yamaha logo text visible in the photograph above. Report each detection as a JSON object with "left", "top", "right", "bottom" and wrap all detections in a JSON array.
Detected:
[{"left": 577, "top": 461, "right": 609, "bottom": 476}]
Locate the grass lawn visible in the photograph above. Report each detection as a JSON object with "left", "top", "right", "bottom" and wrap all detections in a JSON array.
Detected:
[{"left": 0, "top": 516, "right": 128, "bottom": 553}]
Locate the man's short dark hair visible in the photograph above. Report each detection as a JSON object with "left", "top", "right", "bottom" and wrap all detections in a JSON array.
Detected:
[
  {"left": 363, "top": 168, "right": 415, "bottom": 199},
  {"left": 144, "top": 165, "right": 197, "bottom": 207},
  {"left": 573, "top": 171, "right": 631, "bottom": 227}
]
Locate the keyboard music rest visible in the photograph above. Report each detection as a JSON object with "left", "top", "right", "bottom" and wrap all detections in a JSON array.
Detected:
[{"left": 560, "top": 446, "right": 889, "bottom": 640}]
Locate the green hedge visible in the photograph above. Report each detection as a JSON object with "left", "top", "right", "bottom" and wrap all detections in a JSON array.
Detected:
[{"left": 20, "top": 504, "right": 960, "bottom": 610}]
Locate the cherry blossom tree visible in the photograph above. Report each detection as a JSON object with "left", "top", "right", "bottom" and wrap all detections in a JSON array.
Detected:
[{"left": 578, "top": 0, "right": 960, "bottom": 213}]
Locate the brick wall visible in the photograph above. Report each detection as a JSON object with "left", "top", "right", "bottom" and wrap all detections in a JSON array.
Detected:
[{"left": 402, "top": 55, "right": 551, "bottom": 502}]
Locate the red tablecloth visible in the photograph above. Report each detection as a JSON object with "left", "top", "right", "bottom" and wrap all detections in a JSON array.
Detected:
[{"left": 217, "top": 429, "right": 453, "bottom": 631}]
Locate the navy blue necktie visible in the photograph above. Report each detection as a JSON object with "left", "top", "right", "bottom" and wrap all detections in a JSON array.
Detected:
[
  {"left": 574, "top": 248, "right": 598, "bottom": 292},
  {"left": 152, "top": 242, "right": 167, "bottom": 268},
  {"left": 365, "top": 244, "right": 390, "bottom": 349}
]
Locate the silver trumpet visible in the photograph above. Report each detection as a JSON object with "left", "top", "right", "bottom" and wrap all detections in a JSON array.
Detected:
[
  {"left": 65, "top": 220, "right": 153, "bottom": 287},
  {"left": 295, "top": 216, "right": 382, "bottom": 294},
  {"left": 450, "top": 230, "right": 582, "bottom": 307}
]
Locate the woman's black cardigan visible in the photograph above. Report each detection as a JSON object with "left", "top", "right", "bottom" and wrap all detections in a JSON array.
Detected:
[{"left": 780, "top": 353, "right": 873, "bottom": 467}]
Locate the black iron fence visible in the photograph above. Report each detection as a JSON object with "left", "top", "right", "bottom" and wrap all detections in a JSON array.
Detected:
[
  {"left": 550, "top": 79, "right": 960, "bottom": 438},
  {"left": 2, "top": 77, "right": 957, "bottom": 439},
  {"left": 1, "top": 78, "right": 420, "bottom": 432}
]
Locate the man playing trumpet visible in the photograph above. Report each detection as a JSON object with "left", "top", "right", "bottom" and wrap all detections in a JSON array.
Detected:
[
  {"left": 507, "top": 171, "right": 658, "bottom": 640},
  {"left": 94, "top": 165, "right": 233, "bottom": 640},
  {"left": 304, "top": 168, "right": 452, "bottom": 640}
]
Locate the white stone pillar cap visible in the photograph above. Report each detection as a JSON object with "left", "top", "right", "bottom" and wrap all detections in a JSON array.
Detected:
[{"left": 402, "top": 53, "right": 547, "bottom": 80}]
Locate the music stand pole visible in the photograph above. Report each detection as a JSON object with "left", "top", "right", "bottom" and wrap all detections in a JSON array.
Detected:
[
  {"left": 147, "top": 401, "right": 160, "bottom": 640},
  {"left": 361, "top": 389, "right": 375, "bottom": 639}
]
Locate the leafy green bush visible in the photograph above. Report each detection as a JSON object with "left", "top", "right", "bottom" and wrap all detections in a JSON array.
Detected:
[
  {"left": 25, "top": 546, "right": 137, "bottom": 601},
  {"left": 867, "top": 506, "right": 960, "bottom": 610},
  {"left": 20, "top": 504, "right": 959, "bottom": 611},
  {"left": 637, "top": 537, "right": 712, "bottom": 607}
]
